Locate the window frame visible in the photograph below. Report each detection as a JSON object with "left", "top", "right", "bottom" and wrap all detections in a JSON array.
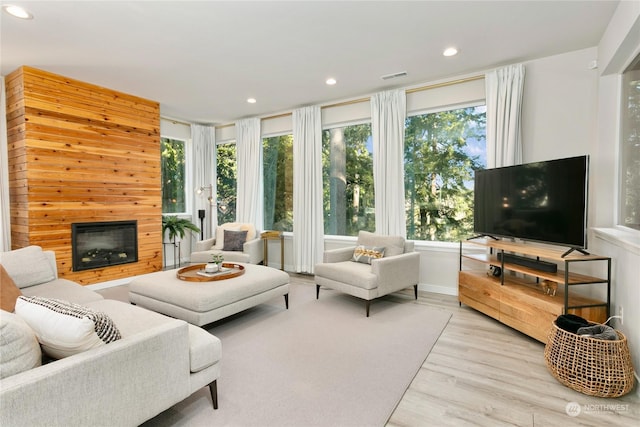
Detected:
[
  {"left": 404, "top": 100, "right": 487, "bottom": 242},
  {"left": 160, "top": 135, "right": 193, "bottom": 216},
  {"left": 262, "top": 132, "right": 294, "bottom": 232}
]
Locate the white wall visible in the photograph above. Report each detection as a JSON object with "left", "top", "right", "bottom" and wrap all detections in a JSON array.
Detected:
[
  {"left": 592, "top": 0, "right": 640, "bottom": 389},
  {"left": 521, "top": 47, "right": 599, "bottom": 163}
]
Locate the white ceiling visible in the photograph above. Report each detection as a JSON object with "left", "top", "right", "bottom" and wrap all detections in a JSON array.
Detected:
[{"left": 1, "top": 1, "right": 619, "bottom": 125}]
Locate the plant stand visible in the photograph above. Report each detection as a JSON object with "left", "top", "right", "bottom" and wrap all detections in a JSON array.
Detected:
[{"left": 163, "top": 239, "right": 181, "bottom": 269}]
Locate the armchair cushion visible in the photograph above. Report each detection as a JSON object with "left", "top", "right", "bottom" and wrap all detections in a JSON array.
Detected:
[
  {"left": 212, "top": 223, "right": 257, "bottom": 250},
  {"left": 352, "top": 245, "right": 385, "bottom": 264},
  {"left": 222, "top": 230, "right": 248, "bottom": 251},
  {"left": 356, "top": 231, "right": 405, "bottom": 257},
  {"left": 315, "top": 261, "right": 378, "bottom": 290}
]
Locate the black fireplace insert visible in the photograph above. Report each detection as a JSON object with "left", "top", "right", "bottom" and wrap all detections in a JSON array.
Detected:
[{"left": 72, "top": 221, "right": 138, "bottom": 271}]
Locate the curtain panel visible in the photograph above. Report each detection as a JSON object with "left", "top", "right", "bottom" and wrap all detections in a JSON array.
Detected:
[
  {"left": 371, "top": 89, "right": 407, "bottom": 237},
  {"left": 191, "top": 124, "right": 216, "bottom": 240},
  {"left": 485, "top": 64, "right": 525, "bottom": 168},
  {"left": 0, "top": 76, "right": 10, "bottom": 251},
  {"left": 235, "top": 118, "right": 263, "bottom": 230},
  {"left": 292, "top": 106, "right": 324, "bottom": 274}
]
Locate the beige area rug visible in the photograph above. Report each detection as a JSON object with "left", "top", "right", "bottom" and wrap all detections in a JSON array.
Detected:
[{"left": 101, "top": 281, "right": 451, "bottom": 427}]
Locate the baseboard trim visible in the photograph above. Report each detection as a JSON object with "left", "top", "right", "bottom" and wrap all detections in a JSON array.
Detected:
[{"left": 419, "top": 283, "right": 458, "bottom": 296}]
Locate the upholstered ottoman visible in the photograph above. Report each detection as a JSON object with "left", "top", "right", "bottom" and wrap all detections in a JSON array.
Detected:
[{"left": 128, "top": 263, "right": 290, "bottom": 326}]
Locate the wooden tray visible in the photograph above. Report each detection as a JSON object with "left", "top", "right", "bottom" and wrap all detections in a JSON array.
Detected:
[{"left": 176, "top": 263, "right": 245, "bottom": 282}]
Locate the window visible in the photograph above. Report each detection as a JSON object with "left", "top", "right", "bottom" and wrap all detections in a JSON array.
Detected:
[
  {"left": 216, "top": 143, "right": 237, "bottom": 224},
  {"left": 264, "top": 135, "right": 293, "bottom": 231},
  {"left": 404, "top": 105, "right": 486, "bottom": 241},
  {"left": 322, "top": 123, "right": 374, "bottom": 236},
  {"left": 161, "top": 137, "right": 186, "bottom": 214},
  {"left": 620, "top": 54, "right": 640, "bottom": 230}
]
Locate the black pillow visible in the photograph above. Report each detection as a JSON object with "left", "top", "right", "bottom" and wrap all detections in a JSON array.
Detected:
[
  {"left": 556, "top": 314, "right": 590, "bottom": 334},
  {"left": 223, "top": 230, "right": 248, "bottom": 251}
]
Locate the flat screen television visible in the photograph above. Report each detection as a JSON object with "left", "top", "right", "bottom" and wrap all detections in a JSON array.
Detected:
[{"left": 473, "top": 155, "right": 589, "bottom": 250}]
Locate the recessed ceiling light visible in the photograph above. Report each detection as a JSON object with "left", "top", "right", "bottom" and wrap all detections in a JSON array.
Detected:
[
  {"left": 326, "top": 78, "right": 337, "bottom": 86},
  {"left": 2, "top": 4, "right": 33, "bottom": 19},
  {"left": 247, "top": 98, "right": 257, "bottom": 104},
  {"left": 443, "top": 47, "right": 458, "bottom": 57}
]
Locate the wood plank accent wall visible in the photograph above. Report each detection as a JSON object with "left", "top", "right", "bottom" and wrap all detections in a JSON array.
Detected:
[{"left": 5, "top": 66, "right": 162, "bottom": 284}]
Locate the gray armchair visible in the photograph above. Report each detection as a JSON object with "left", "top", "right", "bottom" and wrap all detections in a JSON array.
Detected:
[{"left": 314, "top": 231, "right": 420, "bottom": 316}]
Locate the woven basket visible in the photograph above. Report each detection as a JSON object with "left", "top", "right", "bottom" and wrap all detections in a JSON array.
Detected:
[{"left": 544, "top": 321, "right": 635, "bottom": 397}]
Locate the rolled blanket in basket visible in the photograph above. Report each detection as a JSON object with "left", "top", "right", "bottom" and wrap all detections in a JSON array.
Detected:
[
  {"left": 556, "top": 314, "right": 590, "bottom": 334},
  {"left": 577, "top": 324, "right": 618, "bottom": 340}
]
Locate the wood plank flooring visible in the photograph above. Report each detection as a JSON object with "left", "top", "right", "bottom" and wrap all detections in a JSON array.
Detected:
[
  {"left": 98, "top": 273, "right": 639, "bottom": 426},
  {"left": 291, "top": 274, "right": 639, "bottom": 427}
]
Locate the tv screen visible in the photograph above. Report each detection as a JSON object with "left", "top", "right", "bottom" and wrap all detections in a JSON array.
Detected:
[{"left": 473, "top": 155, "right": 589, "bottom": 249}]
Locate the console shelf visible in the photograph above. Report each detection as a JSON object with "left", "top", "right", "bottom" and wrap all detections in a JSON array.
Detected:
[{"left": 458, "top": 239, "right": 610, "bottom": 343}]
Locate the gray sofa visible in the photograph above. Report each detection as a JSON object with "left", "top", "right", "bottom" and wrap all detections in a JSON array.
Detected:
[{"left": 0, "top": 246, "right": 221, "bottom": 426}]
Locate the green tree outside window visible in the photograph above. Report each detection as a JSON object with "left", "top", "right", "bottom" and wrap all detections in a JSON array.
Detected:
[{"left": 405, "top": 106, "right": 486, "bottom": 242}]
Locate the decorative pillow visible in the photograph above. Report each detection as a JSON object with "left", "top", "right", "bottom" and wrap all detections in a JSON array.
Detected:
[
  {"left": 352, "top": 245, "right": 385, "bottom": 264},
  {"left": 14, "top": 296, "right": 122, "bottom": 359},
  {"left": 212, "top": 225, "right": 241, "bottom": 250},
  {"left": 357, "top": 231, "right": 405, "bottom": 257},
  {"left": 223, "top": 230, "right": 248, "bottom": 251},
  {"left": 1, "top": 265, "right": 23, "bottom": 312},
  {"left": 0, "top": 310, "right": 42, "bottom": 379},
  {"left": 0, "top": 246, "right": 56, "bottom": 288}
]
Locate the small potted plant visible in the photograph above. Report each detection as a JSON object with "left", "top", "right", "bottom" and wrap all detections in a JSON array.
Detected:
[{"left": 205, "top": 252, "right": 224, "bottom": 273}]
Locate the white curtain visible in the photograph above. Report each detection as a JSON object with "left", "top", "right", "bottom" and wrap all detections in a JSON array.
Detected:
[
  {"left": 235, "top": 118, "right": 263, "bottom": 229},
  {"left": 293, "top": 106, "right": 324, "bottom": 274},
  {"left": 485, "top": 64, "right": 525, "bottom": 168},
  {"left": 0, "top": 76, "right": 11, "bottom": 251},
  {"left": 191, "top": 124, "right": 216, "bottom": 240},
  {"left": 371, "top": 89, "right": 407, "bottom": 237}
]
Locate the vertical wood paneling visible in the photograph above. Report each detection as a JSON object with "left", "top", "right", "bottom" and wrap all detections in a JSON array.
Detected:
[{"left": 5, "top": 66, "right": 162, "bottom": 284}]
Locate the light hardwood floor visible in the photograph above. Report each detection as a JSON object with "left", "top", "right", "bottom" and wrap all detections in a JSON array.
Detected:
[
  {"left": 384, "top": 289, "right": 639, "bottom": 426},
  {"left": 98, "top": 273, "right": 639, "bottom": 426}
]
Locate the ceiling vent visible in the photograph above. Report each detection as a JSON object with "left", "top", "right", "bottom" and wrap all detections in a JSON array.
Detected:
[{"left": 381, "top": 71, "right": 408, "bottom": 80}]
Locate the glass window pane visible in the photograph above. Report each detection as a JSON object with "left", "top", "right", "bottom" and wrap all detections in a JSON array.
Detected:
[
  {"left": 404, "top": 106, "right": 486, "bottom": 241},
  {"left": 620, "top": 55, "right": 640, "bottom": 230},
  {"left": 161, "top": 137, "right": 186, "bottom": 214},
  {"left": 216, "top": 143, "right": 237, "bottom": 224},
  {"left": 322, "top": 123, "right": 374, "bottom": 236},
  {"left": 263, "top": 135, "right": 293, "bottom": 232}
]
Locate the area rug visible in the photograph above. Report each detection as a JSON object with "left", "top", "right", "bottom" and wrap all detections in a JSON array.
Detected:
[{"left": 136, "top": 282, "right": 452, "bottom": 427}]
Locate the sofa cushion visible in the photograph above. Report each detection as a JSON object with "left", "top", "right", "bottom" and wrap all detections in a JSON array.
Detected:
[
  {"left": 357, "top": 231, "right": 405, "bottom": 257},
  {"left": 20, "top": 278, "right": 104, "bottom": 305},
  {"left": 0, "top": 246, "right": 56, "bottom": 288},
  {"left": 1, "top": 265, "right": 22, "bottom": 312},
  {"left": 352, "top": 245, "right": 385, "bottom": 264},
  {"left": 0, "top": 310, "right": 42, "bottom": 379},
  {"left": 14, "top": 296, "right": 121, "bottom": 359},
  {"left": 223, "top": 230, "right": 248, "bottom": 251},
  {"left": 86, "top": 299, "right": 221, "bottom": 373},
  {"left": 188, "top": 325, "right": 222, "bottom": 373}
]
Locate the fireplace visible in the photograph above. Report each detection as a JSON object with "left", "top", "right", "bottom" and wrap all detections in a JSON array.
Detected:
[{"left": 72, "top": 221, "right": 138, "bottom": 271}]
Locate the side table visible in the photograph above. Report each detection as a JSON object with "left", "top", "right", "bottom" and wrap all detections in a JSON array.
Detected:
[{"left": 261, "top": 230, "right": 284, "bottom": 270}]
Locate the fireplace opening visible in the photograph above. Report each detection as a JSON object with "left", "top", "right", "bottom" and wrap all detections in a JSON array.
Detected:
[{"left": 72, "top": 221, "right": 138, "bottom": 271}]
